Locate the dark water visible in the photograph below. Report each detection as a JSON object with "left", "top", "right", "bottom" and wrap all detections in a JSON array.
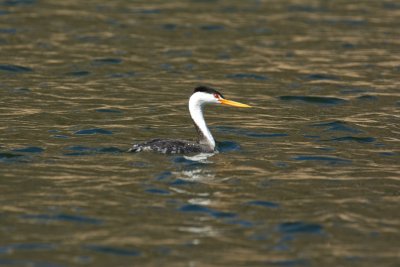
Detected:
[{"left": 1, "top": 0, "right": 399, "bottom": 266}]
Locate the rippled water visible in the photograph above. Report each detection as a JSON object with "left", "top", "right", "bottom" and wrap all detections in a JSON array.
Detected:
[{"left": 1, "top": 0, "right": 399, "bottom": 266}]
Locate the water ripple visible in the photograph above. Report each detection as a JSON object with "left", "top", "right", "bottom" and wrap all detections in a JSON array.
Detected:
[
  {"left": 311, "top": 121, "right": 362, "bottom": 133},
  {"left": 278, "top": 222, "right": 323, "bottom": 234},
  {"left": 95, "top": 108, "right": 122, "bottom": 113},
  {"left": 216, "top": 126, "right": 287, "bottom": 138},
  {"left": 21, "top": 213, "right": 103, "bottom": 225},
  {"left": 279, "top": 96, "right": 347, "bottom": 105},
  {"left": 0, "top": 64, "right": 32, "bottom": 72},
  {"left": 179, "top": 204, "right": 236, "bottom": 219},
  {"left": 84, "top": 245, "right": 140, "bottom": 256},
  {"left": 91, "top": 58, "right": 122, "bottom": 65},
  {"left": 145, "top": 188, "right": 171, "bottom": 195},
  {"left": 246, "top": 200, "right": 280, "bottom": 209},
  {"left": 200, "top": 25, "right": 224, "bottom": 31},
  {"left": 0, "top": 243, "right": 56, "bottom": 253},
  {"left": 306, "top": 73, "right": 339, "bottom": 80},
  {"left": 0, "top": 152, "right": 27, "bottom": 163},
  {"left": 226, "top": 73, "right": 268, "bottom": 80},
  {"left": 64, "top": 146, "right": 122, "bottom": 156},
  {"left": 12, "top": 146, "right": 44, "bottom": 153},
  {"left": 293, "top": 155, "right": 351, "bottom": 165},
  {"left": 65, "top": 70, "right": 90, "bottom": 77},
  {"left": 2, "top": 0, "right": 36, "bottom": 6},
  {"left": 327, "top": 136, "right": 376, "bottom": 143},
  {"left": 74, "top": 128, "right": 113, "bottom": 135},
  {"left": 217, "top": 141, "right": 241, "bottom": 152}
]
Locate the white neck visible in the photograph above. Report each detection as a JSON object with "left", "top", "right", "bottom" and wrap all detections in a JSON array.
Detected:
[{"left": 188, "top": 94, "right": 216, "bottom": 151}]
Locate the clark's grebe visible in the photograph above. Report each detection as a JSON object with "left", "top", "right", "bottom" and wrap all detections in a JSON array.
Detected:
[{"left": 129, "top": 86, "right": 250, "bottom": 154}]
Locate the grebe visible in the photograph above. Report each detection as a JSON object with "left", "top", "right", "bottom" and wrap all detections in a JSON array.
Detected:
[{"left": 129, "top": 86, "right": 251, "bottom": 154}]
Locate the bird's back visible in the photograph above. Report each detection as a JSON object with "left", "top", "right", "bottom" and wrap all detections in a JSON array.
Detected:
[{"left": 129, "top": 139, "right": 212, "bottom": 154}]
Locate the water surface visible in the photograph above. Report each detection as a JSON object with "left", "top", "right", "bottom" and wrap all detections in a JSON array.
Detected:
[{"left": 0, "top": 0, "right": 399, "bottom": 266}]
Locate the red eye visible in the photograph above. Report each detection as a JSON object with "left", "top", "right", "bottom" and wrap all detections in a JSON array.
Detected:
[{"left": 213, "top": 93, "right": 219, "bottom": 98}]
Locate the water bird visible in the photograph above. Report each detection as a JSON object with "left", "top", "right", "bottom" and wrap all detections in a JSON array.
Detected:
[{"left": 129, "top": 86, "right": 251, "bottom": 154}]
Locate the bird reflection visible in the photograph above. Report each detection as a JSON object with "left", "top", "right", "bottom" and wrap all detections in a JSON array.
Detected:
[{"left": 173, "top": 153, "right": 216, "bottom": 182}]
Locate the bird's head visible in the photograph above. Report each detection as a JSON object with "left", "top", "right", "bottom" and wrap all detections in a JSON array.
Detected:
[{"left": 191, "top": 86, "right": 251, "bottom": 108}]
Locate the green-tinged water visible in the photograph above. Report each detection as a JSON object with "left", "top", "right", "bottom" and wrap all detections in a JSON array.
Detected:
[{"left": 0, "top": 0, "right": 399, "bottom": 266}]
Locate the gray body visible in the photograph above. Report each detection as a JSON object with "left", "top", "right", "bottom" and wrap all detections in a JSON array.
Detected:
[{"left": 128, "top": 138, "right": 214, "bottom": 154}]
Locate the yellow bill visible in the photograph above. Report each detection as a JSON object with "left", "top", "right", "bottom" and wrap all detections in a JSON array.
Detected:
[{"left": 219, "top": 98, "right": 251, "bottom": 108}]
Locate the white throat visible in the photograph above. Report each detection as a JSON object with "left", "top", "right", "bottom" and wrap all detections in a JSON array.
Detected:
[{"left": 188, "top": 93, "right": 216, "bottom": 151}]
